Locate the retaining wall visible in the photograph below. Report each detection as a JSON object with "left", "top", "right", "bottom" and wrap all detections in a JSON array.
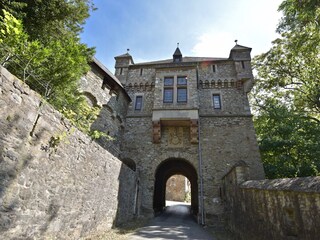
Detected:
[
  {"left": 0, "top": 66, "right": 137, "bottom": 239},
  {"left": 223, "top": 163, "right": 320, "bottom": 240}
]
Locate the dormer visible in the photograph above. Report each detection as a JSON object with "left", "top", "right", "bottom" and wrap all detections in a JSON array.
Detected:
[{"left": 173, "top": 46, "right": 182, "bottom": 63}]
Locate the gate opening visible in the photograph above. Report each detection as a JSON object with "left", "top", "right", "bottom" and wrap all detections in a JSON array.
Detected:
[
  {"left": 166, "top": 174, "right": 191, "bottom": 204},
  {"left": 153, "top": 158, "right": 198, "bottom": 215}
]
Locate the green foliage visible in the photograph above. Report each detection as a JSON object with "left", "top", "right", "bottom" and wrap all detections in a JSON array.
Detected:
[
  {"left": 61, "top": 98, "right": 99, "bottom": 135},
  {"left": 254, "top": 99, "right": 320, "bottom": 178},
  {"left": 0, "top": 0, "right": 95, "bottom": 40},
  {"left": 251, "top": 0, "right": 320, "bottom": 178},
  {"left": 184, "top": 191, "right": 191, "bottom": 203},
  {"left": 49, "top": 131, "right": 69, "bottom": 149},
  {"left": 0, "top": 6, "right": 107, "bottom": 140},
  {"left": 277, "top": 0, "right": 320, "bottom": 33}
]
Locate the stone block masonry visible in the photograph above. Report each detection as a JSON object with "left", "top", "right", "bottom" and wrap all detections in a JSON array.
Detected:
[
  {"left": 0, "top": 66, "right": 137, "bottom": 239},
  {"left": 115, "top": 44, "right": 265, "bottom": 224},
  {"left": 223, "top": 163, "right": 320, "bottom": 240}
]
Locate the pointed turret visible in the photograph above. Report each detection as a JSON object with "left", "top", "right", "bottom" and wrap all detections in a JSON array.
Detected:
[
  {"left": 114, "top": 50, "right": 134, "bottom": 84},
  {"left": 173, "top": 43, "right": 182, "bottom": 62}
]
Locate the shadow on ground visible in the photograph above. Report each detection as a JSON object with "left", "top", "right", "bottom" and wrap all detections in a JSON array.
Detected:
[{"left": 129, "top": 202, "right": 230, "bottom": 240}]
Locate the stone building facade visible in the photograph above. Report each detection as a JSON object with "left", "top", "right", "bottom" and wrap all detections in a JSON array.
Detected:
[
  {"left": 105, "top": 44, "right": 265, "bottom": 224},
  {"left": 166, "top": 175, "right": 190, "bottom": 202}
]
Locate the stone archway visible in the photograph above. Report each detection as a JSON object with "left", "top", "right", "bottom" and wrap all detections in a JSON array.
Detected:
[{"left": 153, "top": 158, "right": 198, "bottom": 215}]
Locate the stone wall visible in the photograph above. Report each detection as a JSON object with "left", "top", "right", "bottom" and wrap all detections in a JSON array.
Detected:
[
  {"left": 0, "top": 66, "right": 137, "bottom": 239},
  {"left": 200, "top": 116, "right": 265, "bottom": 225},
  {"left": 223, "top": 164, "right": 320, "bottom": 240},
  {"left": 121, "top": 116, "right": 199, "bottom": 216},
  {"left": 166, "top": 175, "right": 189, "bottom": 202},
  {"left": 80, "top": 65, "right": 130, "bottom": 157}
]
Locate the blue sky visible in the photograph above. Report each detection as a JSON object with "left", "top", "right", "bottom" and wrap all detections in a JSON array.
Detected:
[{"left": 81, "top": 0, "right": 283, "bottom": 72}]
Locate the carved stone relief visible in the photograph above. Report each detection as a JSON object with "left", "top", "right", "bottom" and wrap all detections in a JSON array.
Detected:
[{"left": 168, "top": 127, "right": 184, "bottom": 148}]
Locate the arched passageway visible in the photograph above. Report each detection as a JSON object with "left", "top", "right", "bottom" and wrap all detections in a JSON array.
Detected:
[{"left": 153, "top": 158, "right": 198, "bottom": 215}]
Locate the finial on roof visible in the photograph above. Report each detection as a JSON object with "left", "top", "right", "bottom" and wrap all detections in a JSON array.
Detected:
[
  {"left": 173, "top": 44, "right": 182, "bottom": 62},
  {"left": 127, "top": 48, "right": 130, "bottom": 53},
  {"left": 235, "top": 40, "right": 238, "bottom": 45}
]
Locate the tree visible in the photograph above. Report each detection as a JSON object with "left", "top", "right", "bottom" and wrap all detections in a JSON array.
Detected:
[
  {"left": 254, "top": 99, "right": 320, "bottom": 178},
  {"left": 0, "top": 1, "right": 100, "bottom": 137},
  {"left": 251, "top": 0, "right": 320, "bottom": 178},
  {"left": 0, "top": 0, "right": 95, "bottom": 40}
]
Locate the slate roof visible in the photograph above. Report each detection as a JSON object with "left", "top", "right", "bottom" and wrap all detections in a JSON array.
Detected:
[
  {"left": 92, "top": 57, "right": 123, "bottom": 87},
  {"left": 90, "top": 57, "right": 131, "bottom": 101},
  {"left": 114, "top": 53, "right": 132, "bottom": 58},
  {"left": 132, "top": 56, "right": 228, "bottom": 67},
  {"left": 173, "top": 47, "right": 182, "bottom": 57},
  {"left": 231, "top": 44, "right": 252, "bottom": 51}
]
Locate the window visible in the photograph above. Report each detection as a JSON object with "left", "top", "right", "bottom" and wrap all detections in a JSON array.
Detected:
[
  {"left": 120, "top": 68, "right": 123, "bottom": 75},
  {"left": 241, "top": 61, "right": 245, "bottom": 69},
  {"left": 140, "top": 68, "right": 143, "bottom": 76},
  {"left": 164, "top": 77, "right": 174, "bottom": 103},
  {"left": 177, "top": 76, "right": 187, "bottom": 103},
  {"left": 213, "top": 94, "right": 221, "bottom": 109},
  {"left": 212, "top": 65, "right": 216, "bottom": 73},
  {"left": 135, "top": 96, "right": 143, "bottom": 110}
]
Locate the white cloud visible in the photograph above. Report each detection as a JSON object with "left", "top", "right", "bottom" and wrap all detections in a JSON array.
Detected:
[
  {"left": 191, "top": 31, "right": 235, "bottom": 58},
  {"left": 190, "top": 0, "right": 283, "bottom": 58}
]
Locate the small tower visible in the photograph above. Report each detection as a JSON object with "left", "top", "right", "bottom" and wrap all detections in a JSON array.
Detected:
[
  {"left": 114, "top": 50, "right": 134, "bottom": 85},
  {"left": 229, "top": 42, "right": 254, "bottom": 92},
  {"left": 229, "top": 42, "right": 252, "bottom": 61},
  {"left": 173, "top": 43, "right": 182, "bottom": 62}
]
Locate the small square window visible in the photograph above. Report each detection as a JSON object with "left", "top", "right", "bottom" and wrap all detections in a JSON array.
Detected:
[
  {"left": 177, "top": 76, "right": 187, "bottom": 85},
  {"left": 164, "top": 77, "right": 174, "bottom": 86},
  {"left": 135, "top": 96, "right": 143, "bottom": 110},
  {"left": 213, "top": 94, "right": 221, "bottom": 109}
]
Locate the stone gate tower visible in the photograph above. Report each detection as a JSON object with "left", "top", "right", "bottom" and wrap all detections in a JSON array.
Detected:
[{"left": 114, "top": 44, "right": 265, "bottom": 224}]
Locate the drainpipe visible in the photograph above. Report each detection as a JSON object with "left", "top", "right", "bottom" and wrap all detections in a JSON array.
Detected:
[{"left": 196, "top": 65, "right": 205, "bottom": 225}]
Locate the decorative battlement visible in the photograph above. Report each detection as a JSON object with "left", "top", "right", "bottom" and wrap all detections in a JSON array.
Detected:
[
  {"left": 123, "top": 81, "right": 155, "bottom": 92},
  {"left": 199, "top": 79, "right": 238, "bottom": 89}
]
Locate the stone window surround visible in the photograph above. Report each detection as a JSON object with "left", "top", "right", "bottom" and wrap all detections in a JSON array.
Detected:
[
  {"left": 162, "top": 75, "right": 188, "bottom": 104},
  {"left": 211, "top": 90, "right": 222, "bottom": 110},
  {"left": 134, "top": 93, "right": 144, "bottom": 111},
  {"left": 212, "top": 64, "right": 218, "bottom": 73}
]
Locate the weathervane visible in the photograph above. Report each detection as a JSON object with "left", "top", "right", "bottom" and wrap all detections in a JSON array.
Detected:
[
  {"left": 177, "top": 42, "right": 179, "bottom": 48},
  {"left": 235, "top": 40, "right": 238, "bottom": 45},
  {"left": 127, "top": 48, "right": 130, "bottom": 53}
]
